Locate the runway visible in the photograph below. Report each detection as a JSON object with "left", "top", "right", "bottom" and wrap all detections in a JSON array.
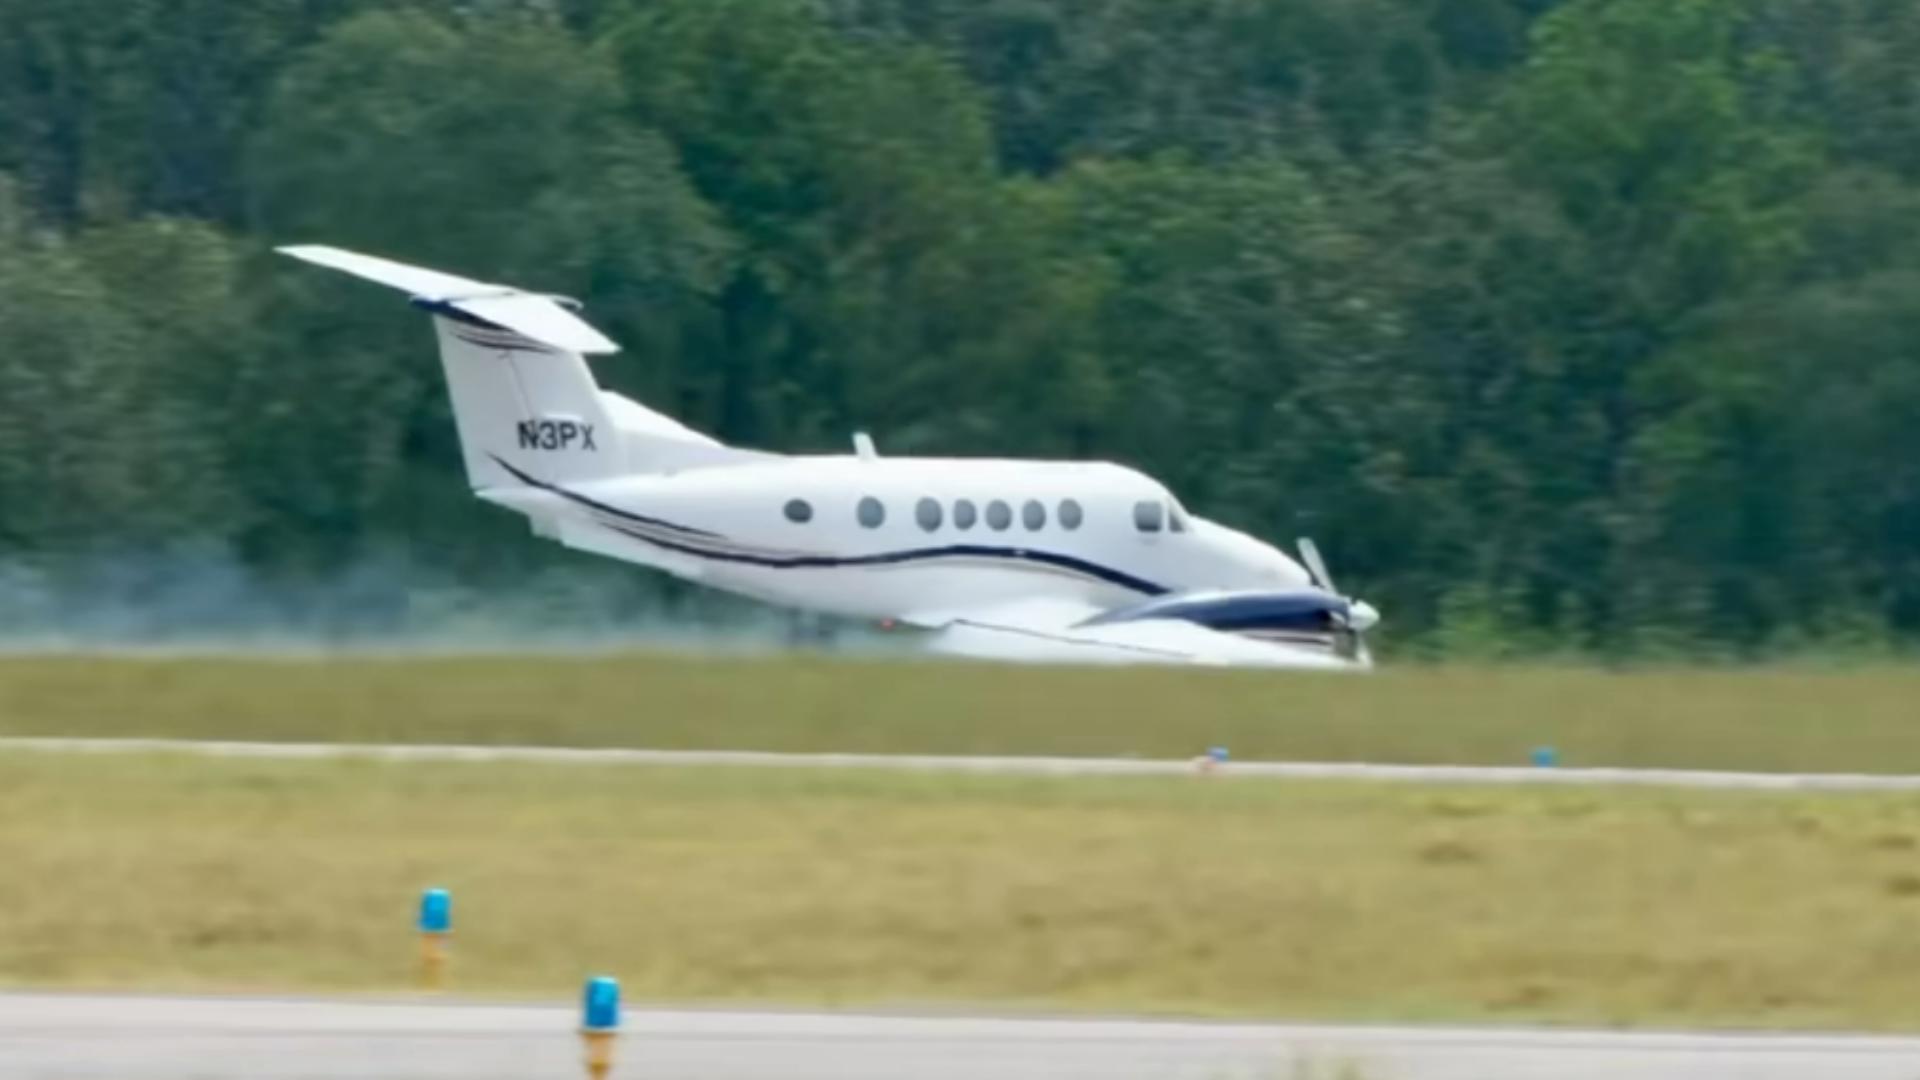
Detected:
[
  {"left": 5, "top": 993, "right": 1920, "bottom": 1080},
  {"left": 8, "top": 735, "right": 1920, "bottom": 791}
]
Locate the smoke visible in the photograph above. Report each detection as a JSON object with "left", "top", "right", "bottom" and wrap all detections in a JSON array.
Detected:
[{"left": 0, "top": 547, "right": 895, "bottom": 657}]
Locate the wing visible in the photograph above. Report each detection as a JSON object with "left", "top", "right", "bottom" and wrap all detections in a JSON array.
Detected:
[{"left": 907, "top": 596, "right": 1364, "bottom": 670}]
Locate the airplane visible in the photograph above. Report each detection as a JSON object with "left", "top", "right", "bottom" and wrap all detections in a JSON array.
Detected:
[{"left": 280, "top": 246, "right": 1381, "bottom": 669}]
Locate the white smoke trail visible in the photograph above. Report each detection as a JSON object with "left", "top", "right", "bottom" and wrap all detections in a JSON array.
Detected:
[{"left": 0, "top": 548, "right": 901, "bottom": 657}]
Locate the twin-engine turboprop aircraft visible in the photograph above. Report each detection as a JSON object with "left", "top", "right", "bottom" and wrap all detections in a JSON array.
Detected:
[{"left": 282, "top": 246, "right": 1380, "bottom": 669}]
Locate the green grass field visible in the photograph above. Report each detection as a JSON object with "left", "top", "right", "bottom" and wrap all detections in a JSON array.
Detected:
[
  {"left": 4, "top": 751, "right": 1920, "bottom": 1030},
  {"left": 3, "top": 654, "right": 1919, "bottom": 772}
]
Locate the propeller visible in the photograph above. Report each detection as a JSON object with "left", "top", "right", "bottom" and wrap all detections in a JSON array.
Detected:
[
  {"left": 1296, "top": 537, "right": 1380, "bottom": 657},
  {"left": 1296, "top": 536, "right": 1336, "bottom": 595}
]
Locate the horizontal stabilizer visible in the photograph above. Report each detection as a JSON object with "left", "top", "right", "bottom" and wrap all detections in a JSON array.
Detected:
[{"left": 277, "top": 244, "right": 619, "bottom": 355}]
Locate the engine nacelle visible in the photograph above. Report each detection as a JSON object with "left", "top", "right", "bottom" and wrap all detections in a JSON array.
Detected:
[{"left": 1078, "top": 588, "right": 1354, "bottom": 635}]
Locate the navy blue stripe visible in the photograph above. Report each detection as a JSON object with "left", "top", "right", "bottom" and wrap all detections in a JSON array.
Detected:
[
  {"left": 451, "top": 330, "right": 554, "bottom": 356},
  {"left": 497, "top": 458, "right": 1170, "bottom": 597},
  {"left": 413, "top": 297, "right": 504, "bottom": 331},
  {"left": 451, "top": 326, "right": 542, "bottom": 346},
  {"left": 415, "top": 297, "right": 561, "bottom": 354},
  {"left": 606, "top": 520, "right": 1168, "bottom": 597},
  {"left": 490, "top": 456, "right": 721, "bottom": 539}
]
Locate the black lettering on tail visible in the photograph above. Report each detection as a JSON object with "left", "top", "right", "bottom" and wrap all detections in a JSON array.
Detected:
[{"left": 515, "top": 418, "right": 601, "bottom": 453}]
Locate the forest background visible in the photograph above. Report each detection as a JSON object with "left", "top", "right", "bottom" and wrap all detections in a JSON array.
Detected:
[{"left": 2, "top": 0, "right": 1917, "bottom": 659}]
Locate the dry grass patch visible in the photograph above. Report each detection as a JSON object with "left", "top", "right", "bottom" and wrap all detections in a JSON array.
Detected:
[{"left": 3, "top": 752, "right": 1920, "bottom": 1031}]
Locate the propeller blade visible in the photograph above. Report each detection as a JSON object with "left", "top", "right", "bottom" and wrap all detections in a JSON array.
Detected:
[
  {"left": 1299, "top": 537, "right": 1380, "bottom": 644},
  {"left": 1296, "top": 536, "right": 1336, "bottom": 595}
]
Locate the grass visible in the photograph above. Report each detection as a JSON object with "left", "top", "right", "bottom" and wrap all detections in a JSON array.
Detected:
[
  {"left": 4, "top": 751, "right": 1920, "bottom": 1031},
  {"left": 4, "top": 654, "right": 1920, "bottom": 772}
]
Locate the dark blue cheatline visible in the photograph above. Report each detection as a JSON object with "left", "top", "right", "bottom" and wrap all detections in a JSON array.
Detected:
[
  {"left": 494, "top": 459, "right": 1169, "bottom": 597},
  {"left": 606, "top": 520, "right": 1170, "bottom": 597},
  {"left": 490, "top": 456, "right": 722, "bottom": 539}
]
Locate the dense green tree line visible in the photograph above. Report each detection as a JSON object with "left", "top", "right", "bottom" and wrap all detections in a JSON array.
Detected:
[{"left": 1, "top": 0, "right": 1917, "bottom": 654}]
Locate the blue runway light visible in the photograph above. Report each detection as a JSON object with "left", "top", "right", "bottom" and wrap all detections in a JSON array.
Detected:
[
  {"left": 418, "top": 888, "right": 452, "bottom": 933},
  {"left": 1531, "top": 746, "right": 1560, "bottom": 768},
  {"left": 583, "top": 976, "right": 622, "bottom": 1032}
]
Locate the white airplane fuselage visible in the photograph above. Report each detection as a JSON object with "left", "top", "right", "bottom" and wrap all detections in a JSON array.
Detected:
[{"left": 485, "top": 453, "right": 1314, "bottom": 622}]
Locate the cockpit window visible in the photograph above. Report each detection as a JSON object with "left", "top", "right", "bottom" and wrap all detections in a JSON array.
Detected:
[
  {"left": 1133, "top": 500, "right": 1164, "bottom": 533},
  {"left": 1169, "top": 503, "right": 1188, "bottom": 533}
]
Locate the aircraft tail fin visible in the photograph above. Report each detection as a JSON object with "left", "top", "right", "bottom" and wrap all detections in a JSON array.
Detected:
[{"left": 279, "top": 245, "right": 752, "bottom": 491}]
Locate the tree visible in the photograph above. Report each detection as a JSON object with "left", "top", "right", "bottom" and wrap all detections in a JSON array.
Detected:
[
  {"left": 607, "top": 0, "right": 1098, "bottom": 454},
  {"left": 1499, "top": 0, "right": 1819, "bottom": 309},
  {"left": 828, "top": 0, "right": 1462, "bottom": 173},
  {"left": 0, "top": 180, "right": 238, "bottom": 553},
  {"left": 240, "top": 8, "right": 730, "bottom": 572},
  {"left": 1625, "top": 272, "right": 1920, "bottom": 641},
  {"left": 0, "top": 0, "right": 371, "bottom": 224}
]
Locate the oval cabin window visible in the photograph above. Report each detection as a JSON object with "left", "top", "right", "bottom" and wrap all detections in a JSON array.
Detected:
[
  {"left": 1058, "top": 499, "right": 1084, "bottom": 530},
  {"left": 784, "top": 498, "right": 813, "bottom": 524},
  {"left": 986, "top": 500, "right": 1013, "bottom": 531},
  {"left": 916, "top": 497, "right": 943, "bottom": 532},
  {"left": 857, "top": 496, "right": 886, "bottom": 528},
  {"left": 1022, "top": 500, "right": 1047, "bottom": 530},
  {"left": 953, "top": 499, "right": 978, "bottom": 530}
]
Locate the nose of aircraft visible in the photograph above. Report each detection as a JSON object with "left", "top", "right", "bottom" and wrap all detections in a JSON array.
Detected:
[{"left": 1189, "top": 518, "right": 1314, "bottom": 587}]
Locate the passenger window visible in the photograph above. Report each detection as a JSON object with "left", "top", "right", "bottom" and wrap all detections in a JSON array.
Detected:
[
  {"left": 915, "top": 497, "right": 943, "bottom": 532},
  {"left": 1133, "top": 500, "right": 1164, "bottom": 533},
  {"left": 986, "top": 500, "right": 1013, "bottom": 531},
  {"left": 784, "top": 498, "right": 813, "bottom": 524},
  {"left": 953, "top": 499, "right": 978, "bottom": 530},
  {"left": 857, "top": 496, "right": 886, "bottom": 528},
  {"left": 1058, "top": 499, "right": 1084, "bottom": 530},
  {"left": 1022, "top": 499, "right": 1046, "bottom": 530}
]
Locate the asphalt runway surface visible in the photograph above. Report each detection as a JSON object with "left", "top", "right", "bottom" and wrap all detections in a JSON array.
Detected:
[
  {"left": 8, "top": 735, "right": 1920, "bottom": 790},
  {"left": 6, "top": 993, "right": 1920, "bottom": 1080}
]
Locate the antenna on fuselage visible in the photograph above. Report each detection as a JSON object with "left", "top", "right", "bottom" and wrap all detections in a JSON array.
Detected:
[{"left": 852, "top": 431, "right": 879, "bottom": 461}]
